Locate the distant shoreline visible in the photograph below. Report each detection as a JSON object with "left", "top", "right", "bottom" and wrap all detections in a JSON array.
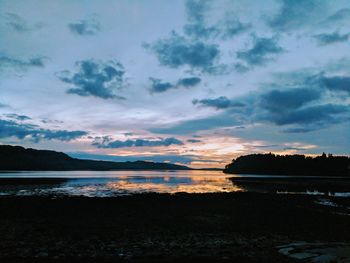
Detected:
[{"left": 224, "top": 153, "right": 350, "bottom": 177}]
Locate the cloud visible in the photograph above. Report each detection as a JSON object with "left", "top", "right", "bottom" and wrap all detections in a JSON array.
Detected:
[
  {"left": 68, "top": 18, "right": 100, "bottom": 36},
  {"left": 323, "top": 8, "right": 350, "bottom": 25},
  {"left": 267, "top": 103, "right": 349, "bottom": 126},
  {"left": 4, "top": 113, "right": 31, "bottom": 121},
  {"left": 58, "top": 59, "right": 126, "bottom": 99},
  {"left": 0, "top": 54, "right": 45, "bottom": 71},
  {"left": 220, "top": 17, "right": 251, "bottom": 39},
  {"left": 193, "top": 96, "right": 245, "bottom": 109},
  {"left": 149, "top": 76, "right": 201, "bottom": 93},
  {"left": 187, "top": 139, "right": 201, "bottom": 143},
  {"left": 183, "top": 0, "right": 250, "bottom": 40},
  {"left": 320, "top": 75, "right": 350, "bottom": 94},
  {"left": 150, "top": 112, "right": 239, "bottom": 135},
  {"left": 259, "top": 87, "right": 322, "bottom": 113},
  {"left": 183, "top": 0, "right": 218, "bottom": 39},
  {"left": 167, "top": 83, "right": 348, "bottom": 134},
  {"left": 144, "top": 32, "right": 220, "bottom": 73},
  {"left": 314, "top": 32, "right": 349, "bottom": 45},
  {"left": 0, "top": 118, "right": 87, "bottom": 142},
  {"left": 4, "top": 13, "right": 43, "bottom": 32},
  {"left": 177, "top": 77, "right": 201, "bottom": 87},
  {"left": 149, "top": 78, "right": 174, "bottom": 93},
  {"left": 93, "top": 137, "right": 184, "bottom": 148},
  {"left": 236, "top": 35, "right": 284, "bottom": 66},
  {"left": 268, "top": 0, "right": 326, "bottom": 31}
]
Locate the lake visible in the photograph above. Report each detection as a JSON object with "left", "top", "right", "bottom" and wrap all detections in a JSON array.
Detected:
[
  {"left": 0, "top": 170, "right": 240, "bottom": 197},
  {"left": 0, "top": 170, "right": 349, "bottom": 197}
]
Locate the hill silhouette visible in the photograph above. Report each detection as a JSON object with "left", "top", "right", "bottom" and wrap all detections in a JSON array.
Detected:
[
  {"left": 0, "top": 145, "right": 191, "bottom": 171},
  {"left": 223, "top": 153, "right": 350, "bottom": 176}
]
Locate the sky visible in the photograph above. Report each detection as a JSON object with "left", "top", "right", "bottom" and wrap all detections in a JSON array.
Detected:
[{"left": 0, "top": 0, "right": 349, "bottom": 168}]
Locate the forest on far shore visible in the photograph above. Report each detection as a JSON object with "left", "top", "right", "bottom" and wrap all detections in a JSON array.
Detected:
[{"left": 223, "top": 153, "right": 350, "bottom": 176}]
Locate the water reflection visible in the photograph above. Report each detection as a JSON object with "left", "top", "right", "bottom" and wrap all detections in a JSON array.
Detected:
[
  {"left": 230, "top": 177, "right": 350, "bottom": 196},
  {"left": 0, "top": 170, "right": 242, "bottom": 197},
  {"left": 1, "top": 171, "right": 349, "bottom": 197}
]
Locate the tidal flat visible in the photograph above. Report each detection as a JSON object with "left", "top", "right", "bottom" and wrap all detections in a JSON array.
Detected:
[{"left": 0, "top": 192, "right": 349, "bottom": 262}]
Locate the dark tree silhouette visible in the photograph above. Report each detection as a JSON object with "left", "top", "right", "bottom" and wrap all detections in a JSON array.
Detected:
[{"left": 223, "top": 153, "right": 350, "bottom": 176}]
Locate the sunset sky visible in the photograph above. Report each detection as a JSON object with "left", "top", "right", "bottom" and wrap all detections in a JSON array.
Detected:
[{"left": 0, "top": 0, "right": 349, "bottom": 168}]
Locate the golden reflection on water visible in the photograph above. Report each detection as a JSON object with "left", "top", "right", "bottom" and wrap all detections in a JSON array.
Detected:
[
  {"left": 105, "top": 175, "right": 243, "bottom": 194},
  {"left": 0, "top": 170, "right": 244, "bottom": 196}
]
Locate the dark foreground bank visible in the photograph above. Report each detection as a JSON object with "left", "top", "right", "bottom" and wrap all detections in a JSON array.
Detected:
[{"left": 0, "top": 193, "right": 350, "bottom": 263}]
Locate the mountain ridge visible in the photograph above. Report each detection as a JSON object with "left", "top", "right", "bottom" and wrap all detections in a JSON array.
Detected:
[{"left": 0, "top": 145, "right": 192, "bottom": 171}]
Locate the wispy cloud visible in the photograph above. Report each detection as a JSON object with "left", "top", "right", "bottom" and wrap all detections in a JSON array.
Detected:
[
  {"left": 0, "top": 54, "right": 45, "bottom": 72},
  {"left": 193, "top": 96, "right": 245, "bottom": 110},
  {"left": 236, "top": 35, "right": 284, "bottom": 67},
  {"left": 314, "top": 31, "right": 349, "bottom": 46},
  {"left": 149, "top": 76, "right": 201, "bottom": 93},
  {"left": 68, "top": 18, "right": 100, "bottom": 36},
  {"left": 267, "top": 0, "right": 326, "bottom": 31},
  {"left": 92, "top": 137, "right": 184, "bottom": 148},
  {"left": 4, "top": 13, "right": 43, "bottom": 32},
  {"left": 0, "top": 118, "right": 87, "bottom": 142}
]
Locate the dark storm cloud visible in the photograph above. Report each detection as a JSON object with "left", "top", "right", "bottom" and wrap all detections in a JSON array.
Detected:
[
  {"left": 4, "top": 13, "right": 43, "bottom": 32},
  {"left": 314, "top": 32, "right": 349, "bottom": 45},
  {"left": 144, "top": 32, "right": 220, "bottom": 73},
  {"left": 268, "top": 0, "right": 325, "bottom": 31},
  {"left": 236, "top": 35, "right": 284, "bottom": 66},
  {"left": 149, "top": 76, "right": 201, "bottom": 93},
  {"left": 0, "top": 118, "right": 87, "bottom": 142},
  {"left": 193, "top": 96, "right": 245, "bottom": 109},
  {"left": 68, "top": 18, "right": 100, "bottom": 36},
  {"left": 58, "top": 59, "right": 125, "bottom": 99},
  {"left": 0, "top": 55, "right": 45, "bottom": 71},
  {"left": 93, "top": 137, "right": 184, "bottom": 148}
]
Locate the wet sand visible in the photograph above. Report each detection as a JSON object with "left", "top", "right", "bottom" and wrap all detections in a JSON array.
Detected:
[{"left": 0, "top": 192, "right": 349, "bottom": 262}]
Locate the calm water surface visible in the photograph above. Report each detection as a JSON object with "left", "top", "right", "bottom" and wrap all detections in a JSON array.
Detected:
[
  {"left": 0, "top": 170, "right": 242, "bottom": 197},
  {"left": 1, "top": 170, "right": 349, "bottom": 197}
]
